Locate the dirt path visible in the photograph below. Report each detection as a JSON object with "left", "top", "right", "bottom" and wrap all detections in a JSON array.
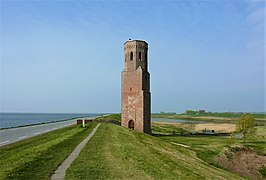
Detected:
[{"left": 170, "top": 142, "right": 190, "bottom": 148}]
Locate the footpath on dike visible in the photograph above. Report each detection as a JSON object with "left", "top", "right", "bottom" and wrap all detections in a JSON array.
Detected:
[{"left": 51, "top": 123, "right": 101, "bottom": 180}]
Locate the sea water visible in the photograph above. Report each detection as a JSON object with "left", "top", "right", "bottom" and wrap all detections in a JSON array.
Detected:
[
  {"left": 0, "top": 113, "right": 100, "bottom": 129},
  {"left": 152, "top": 118, "right": 204, "bottom": 123}
]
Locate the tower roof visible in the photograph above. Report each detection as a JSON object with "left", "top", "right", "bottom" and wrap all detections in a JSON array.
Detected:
[{"left": 124, "top": 39, "right": 148, "bottom": 45}]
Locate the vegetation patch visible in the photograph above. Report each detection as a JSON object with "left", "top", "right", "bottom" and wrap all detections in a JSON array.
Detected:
[
  {"left": 0, "top": 122, "right": 97, "bottom": 179},
  {"left": 215, "top": 147, "right": 266, "bottom": 179},
  {"left": 259, "top": 165, "right": 266, "bottom": 178}
]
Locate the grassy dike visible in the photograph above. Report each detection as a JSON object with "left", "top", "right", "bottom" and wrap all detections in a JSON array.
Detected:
[
  {"left": 0, "top": 122, "right": 98, "bottom": 180},
  {"left": 65, "top": 123, "right": 243, "bottom": 179}
]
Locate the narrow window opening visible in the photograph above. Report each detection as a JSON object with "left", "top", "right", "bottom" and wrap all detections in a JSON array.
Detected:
[
  {"left": 130, "top": 51, "right": 133, "bottom": 61},
  {"left": 138, "top": 52, "right": 141, "bottom": 61},
  {"left": 145, "top": 53, "right": 147, "bottom": 61}
]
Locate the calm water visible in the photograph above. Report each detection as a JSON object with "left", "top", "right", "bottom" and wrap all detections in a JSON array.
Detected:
[
  {"left": 0, "top": 113, "right": 100, "bottom": 129},
  {"left": 152, "top": 118, "right": 204, "bottom": 124}
]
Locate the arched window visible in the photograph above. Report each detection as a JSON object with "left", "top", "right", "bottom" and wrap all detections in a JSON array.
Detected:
[
  {"left": 128, "top": 120, "right": 134, "bottom": 129},
  {"left": 138, "top": 52, "right": 141, "bottom": 61},
  {"left": 130, "top": 51, "right": 133, "bottom": 61}
]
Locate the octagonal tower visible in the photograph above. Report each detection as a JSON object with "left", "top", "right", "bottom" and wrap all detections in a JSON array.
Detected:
[{"left": 121, "top": 40, "right": 151, "bottom": 134}]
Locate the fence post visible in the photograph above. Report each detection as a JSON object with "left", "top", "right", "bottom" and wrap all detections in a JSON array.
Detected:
[{"left": 82, "top": 119, "right": 85, "bottom": 127}]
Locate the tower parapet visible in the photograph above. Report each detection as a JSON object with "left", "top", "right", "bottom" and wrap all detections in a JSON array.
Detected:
[{"left": 124, "top": 40, "right": 148, "bottom": 72}]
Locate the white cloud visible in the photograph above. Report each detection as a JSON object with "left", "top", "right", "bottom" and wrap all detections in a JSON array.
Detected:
[
  {"left": 246, "top": 6, "right": 265, "bottom": 63},
  {"left": 247, "top": 7, "right": 265, "bottom": 29}
]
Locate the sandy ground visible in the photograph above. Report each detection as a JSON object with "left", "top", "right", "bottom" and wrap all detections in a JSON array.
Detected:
[
  {"left": 154, "top": 122, "right": 236, "bottom": 133},
  {"left": 194, "top": 123, "right": 235, "bottom": 133}
]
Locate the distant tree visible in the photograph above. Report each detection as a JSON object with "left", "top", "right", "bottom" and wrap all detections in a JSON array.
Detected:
[
  {"left": 159, "top": 111, "right": 176, "bottom": 115},
  {"left": 198, "top": 110, "right": 206, "bottom": 115},
  {"left": 185, "top": 110, "right": 196, "bottom": 115},
  {"left": 167, "top": 112, "right": 176, "bottom": 115},
  {"left": 235, "top": 114, "right": 256, "bottom": 143}
]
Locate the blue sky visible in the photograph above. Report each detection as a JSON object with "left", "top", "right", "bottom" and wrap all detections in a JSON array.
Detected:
[{"left": 1, "top": 0, "right": 265, "bottom": 113}]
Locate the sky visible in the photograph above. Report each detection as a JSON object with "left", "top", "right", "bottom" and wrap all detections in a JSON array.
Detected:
[{"left": 1, "top": 0, "right": 265, "bottom": 113}]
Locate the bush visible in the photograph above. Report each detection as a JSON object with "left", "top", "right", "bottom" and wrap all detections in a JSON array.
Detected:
[{"left": 259, "top": 165, "right": 266, "bottom": 178}]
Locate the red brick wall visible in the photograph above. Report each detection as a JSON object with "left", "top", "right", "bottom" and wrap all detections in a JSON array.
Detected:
[{"left": 121, "top": 40, "right": 151, "bottom": 134}]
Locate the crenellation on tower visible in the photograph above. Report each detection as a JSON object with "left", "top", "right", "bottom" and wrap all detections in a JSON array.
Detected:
[{"left": 121, "top": 40, "right": 151, "bottom": 134}]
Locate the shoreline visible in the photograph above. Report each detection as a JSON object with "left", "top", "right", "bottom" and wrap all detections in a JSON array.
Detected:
[{"left": 0, "top": 115, "right": 102, "bottom": 130}]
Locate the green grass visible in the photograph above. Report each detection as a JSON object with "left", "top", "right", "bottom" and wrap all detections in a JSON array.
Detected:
[
  {"left": 95, "top": 114, "right": 121, "bottom": 122},
  {"left": 155, "top": 123, "right": 266, "bottom": 178},
  {"left": 152, "top": 123, "right": 190, "bottom": 135},
  {"left": 156, "top": 125, "right": 266, "bottom": 161},
  {"left": 1, "top": 113, "right": 263, "bottom": 179},
  {"left": 159, "top": 135, "right": 235, "bottom": 165},
  {"left": 65, "top": 123, "right": 243, "bottom": 179},
  {"left": 0, "top": 122, "right": 98, "bottom": 180}
]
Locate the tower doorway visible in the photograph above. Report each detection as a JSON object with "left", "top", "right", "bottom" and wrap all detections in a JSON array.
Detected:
[{"left": 128, "top": 120, "right": 134, "bottom": 129}]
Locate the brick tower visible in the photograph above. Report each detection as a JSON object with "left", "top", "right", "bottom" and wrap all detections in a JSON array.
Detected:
[{"left": 121, "top": 40, "right": 151, "bottom": 134}]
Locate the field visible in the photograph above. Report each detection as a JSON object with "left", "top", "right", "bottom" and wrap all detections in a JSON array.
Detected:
[
  {"left": 0, "top": 114, "right": 265, "bottom": 179},
  {"left": 152, "top": 122, "right": 266, "bottom": 179},
  {"left": 67, "top": 116, "right": 266, "bottom": 179},
  {"left": 153, "top": 122, "right": 235, "bottom": 133}
]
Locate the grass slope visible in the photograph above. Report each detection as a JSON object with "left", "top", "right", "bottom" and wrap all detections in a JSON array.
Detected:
[
  {"left": 65, "top": 123, "right": 243, "bottom": 179},
  {"left": 0, "top": 122, "right": 97, "bottom": 180}
]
